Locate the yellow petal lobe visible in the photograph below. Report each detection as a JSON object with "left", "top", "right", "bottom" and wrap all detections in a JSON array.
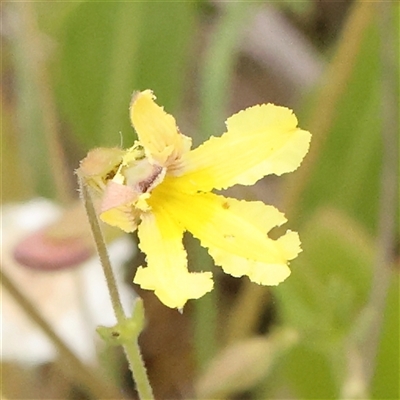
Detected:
[
  {"left": 134, "top": 207, "right": 213, "bottom": 309},
  {"left": 130, "top": 90, "right": 192, "bottom": 166},
  {"left": 151, "top": 181, "right": 301, "bottom": 285},
  {"left": 177, "top": 104, "right": 311, "bottom": 192},
  {"left": 100, "top": 204, "right": 138, "bottom": 233},
  {"left": 209, "top": 230, "right": 300, "bottom": 285}
]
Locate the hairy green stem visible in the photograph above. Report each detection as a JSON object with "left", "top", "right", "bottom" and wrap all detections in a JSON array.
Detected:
[
  {"left": 79, "top": 177, "right": 154, "bottom": 400},
  {"left": 123, "top": 338, "right": 155, "bottom": 399},
  {"left": 79, "top": 179, "right": 125, "bottom": 322}
]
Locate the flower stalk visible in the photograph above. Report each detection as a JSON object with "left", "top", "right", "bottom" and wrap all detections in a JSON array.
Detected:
[
  {"left": 79, "top": 177, "right": 154, "bottom": 400},
  {"left": 79, "top": 179, "right": 125, "bottom": 322}
]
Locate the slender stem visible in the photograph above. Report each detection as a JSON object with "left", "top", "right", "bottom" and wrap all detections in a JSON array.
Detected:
[
  {"left": 79, "top": 178, "right": 125, "bottom": 322},
  {"left": 0, "top": 267, "right": 121, "bottom": 399},
  {"left": 123, "top": 340, "right": 155, "bottom": 400},
  {"left": 78, "top": 177, "right": 154, "bottom": 400}
]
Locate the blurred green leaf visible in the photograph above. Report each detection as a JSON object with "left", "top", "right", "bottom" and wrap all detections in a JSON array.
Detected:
[
  {"left": 300, "top": 20, "right": 382, "bottom": 233},
  {"left": 11, "top": 4, "right": 57, "bottom": 198},
  {"left": 1, "top": 111, "right": 33, "bottom": 201},
  {"left": 55, "top": 2, "right": 143, "bottom": 148},
  {"left": 371, "top": 275, "right": 400, "bottom": 399},
  {"left": 54, "top": 1, "right": 197, "bottom": 149},
  {"left": 270, "top": 208, "right": 374, "bottom": 398},
  {"left": 270, "top": 7, "right": 399, "bottom": 399},
  {"left": 198, "top": 2, "right": 253, "bottom": 142},
  {"left": 277, "top": 343, "right": 338, "bottom": 399},
  {"left": 275, "top": 208, "right": 373, "bottom": 337},
  {"left": 35, "top": 1, "right": 84, "bottom": 36},
  {"left": 278, "top": 0, "right": 313, "bottom": 16},
  {"left": 196, "top": 329, "right": 298, "bottom": 399},
  {"left": 134, "top": 2, "right": 197, "bottom": 113}
]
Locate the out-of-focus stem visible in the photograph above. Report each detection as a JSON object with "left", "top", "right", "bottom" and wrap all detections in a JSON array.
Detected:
[
  {"left": 17, "top": 3, "right": 72, "bottom": 204},
  {"left": 0, "top": 267, "right": 121, "bottom": 399}
]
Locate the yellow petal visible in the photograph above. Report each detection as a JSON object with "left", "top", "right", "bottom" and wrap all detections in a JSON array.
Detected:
[
  {"left": 134, "top": 207, "right": 213, "bottom": 309},
  {"left": 208, "top": 230, "right": 301, "bottom": 286},
  {"left": 176, "top": 104, "right": 311, "bottom": 192},
  {"left": 100, "top": 204, "right": 139, "bottom": 233},
  {"left": 129, "top": 90, "right": 192, "bottom": 166},
  {"left": 152, "top": 184, "right": 300, "bottom": 285}
]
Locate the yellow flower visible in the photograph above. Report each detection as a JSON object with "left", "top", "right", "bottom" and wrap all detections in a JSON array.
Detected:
[{"left": 79, "top": 90, "right": 311, "bottom": 309}]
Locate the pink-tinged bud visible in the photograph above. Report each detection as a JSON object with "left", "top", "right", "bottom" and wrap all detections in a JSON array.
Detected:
[
  {"left": 78, "top": 147, "right": 125, "bottom": 193},
  {"left": 79, "top": 147, "right": 124, "bottom": 177},
  {"left": 101, "top": 181, "right": 139, "bottom": 213}
]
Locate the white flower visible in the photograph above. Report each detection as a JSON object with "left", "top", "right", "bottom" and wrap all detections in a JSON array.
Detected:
[{"left": 1, "top": 198, "right": 136, "bottom": 365}]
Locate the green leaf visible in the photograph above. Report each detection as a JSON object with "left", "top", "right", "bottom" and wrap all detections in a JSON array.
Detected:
[
  {"left": 300, "top": 19, "right": 382, "bottom": 233},
  {"left": 276, "top": 343, "right": 338, "bottom": 399},
  {"left": 54, "top": 1, "right": 197, "bottom": 149},
  {"left": 270, "top": 208, "right": 375, "bottom": 398},
  {"left": 195, "top": 329, "right": 297, "bottom": 399},
  {"left": 371, "top": 276, "right": 400, "bottom": 399},
  {"left": 198, "top": 2, "right": 253, "bottom": 142},
  {"left": 278, "top": 0, "right": 313, "bottom": 16},
  {"left": 276, "top": 208, "right": 373, "bottom": 337},
  {"left": 134, "top": 2, "right": 197, "bottom": 114},
  {"left": 55, "top": 2, "right": 144, "bottom": 148}
]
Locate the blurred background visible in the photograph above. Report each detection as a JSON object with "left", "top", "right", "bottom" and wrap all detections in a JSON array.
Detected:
[{"left": 1, "top": 1, "right": 398, "bottom": 399}]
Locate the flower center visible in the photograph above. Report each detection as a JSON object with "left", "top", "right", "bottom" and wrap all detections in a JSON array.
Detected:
[{"left": 120, "top": 142, "right": 166, "bottom": 196}]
